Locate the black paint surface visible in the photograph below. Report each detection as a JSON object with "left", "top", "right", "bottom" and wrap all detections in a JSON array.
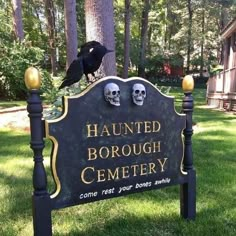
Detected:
[{"left": 46, "top": 78, "right": 187, "bottom": 209}]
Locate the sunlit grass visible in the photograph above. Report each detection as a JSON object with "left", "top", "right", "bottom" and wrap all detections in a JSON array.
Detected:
[
  {"left": 1, "top": 87, "right": 236, "bottom": 235},
  {"left": 0, "top": 100, "right": 26, "bottom": 109}
]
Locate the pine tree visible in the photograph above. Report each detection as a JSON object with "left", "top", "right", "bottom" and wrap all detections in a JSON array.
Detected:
[
  {"left": 11, "top": 0, "right": 24, "bottom": 41},
  {"left": 85, "top": 0, "right": 117, "bottom": 76}
]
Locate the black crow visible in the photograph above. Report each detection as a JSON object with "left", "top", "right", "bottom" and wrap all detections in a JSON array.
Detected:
[
  {"left": 59, "top": 41, "right": 113, "bottom": 89},
  {"left": 77, "top": 40, "right": 101, "bottom": 57}
]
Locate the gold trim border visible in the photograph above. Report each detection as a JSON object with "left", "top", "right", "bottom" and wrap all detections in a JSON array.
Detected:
[
  {"left": 45, "top": 97, "right": 69, "bottom": 198},
  {"left": 45, "top": 76, "right": 187, "bottom": 198}
]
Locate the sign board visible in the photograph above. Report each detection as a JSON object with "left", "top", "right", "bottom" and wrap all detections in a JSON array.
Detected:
[{"left": 45, "top": 77, "right": 187, "bottom": 208}]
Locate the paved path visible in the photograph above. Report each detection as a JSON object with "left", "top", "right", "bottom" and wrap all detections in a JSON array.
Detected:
[
  {"left": 0, "top": 106, "right": 29, "bottom": 131},
  {"left": 0, "top": 105, "right": 51, "bottom": 132}
]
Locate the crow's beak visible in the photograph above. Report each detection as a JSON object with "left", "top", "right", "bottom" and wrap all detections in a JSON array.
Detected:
[{"left": 106, "top": 49, "right": 113, "bottom": 53}]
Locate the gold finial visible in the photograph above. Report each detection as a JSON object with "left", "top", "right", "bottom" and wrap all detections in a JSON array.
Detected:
[
  {"left": 24, "top": 67, "right": 41, "bottom": 90},
  {"left": 182, "top": 75, "right": 194, "bottom": 92}
]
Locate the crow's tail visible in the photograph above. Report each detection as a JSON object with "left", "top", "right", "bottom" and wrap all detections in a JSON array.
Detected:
[
  {"left": 59, "top": 78, "right": 70, "bottom": 89},
  {"left": 58, "top": 81, "right": 66, "bottom": 89}
]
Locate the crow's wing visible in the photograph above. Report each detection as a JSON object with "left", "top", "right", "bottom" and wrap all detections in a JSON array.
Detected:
[
  {"left": 59, "top": 58, "right": 84, "bottom": 89},
  {"left": 64, "top": 58, "right": 84, "bottom": 79},
  {"left": 82, "top": 53, "right": 96, "bottom": 76}
]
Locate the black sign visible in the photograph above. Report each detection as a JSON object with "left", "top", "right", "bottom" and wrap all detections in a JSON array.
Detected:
[{"left": 46, "top": 77, "right": 186, "bottom": 208}]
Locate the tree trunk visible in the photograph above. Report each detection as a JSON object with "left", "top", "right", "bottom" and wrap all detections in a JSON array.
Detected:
[
  {"left": 147, "top": 25, "right": 152, "bottom": 56},
  {"left": 122, "top": 0, "right": 131, "bottom": 79},
  {"left": 44, "top": 0, "right": 57, "bottom": 75},
  {"left": 138, "top": 0, "right": 150, "bottom": 78},
  {"left": 165, "top": 2, "right": 174, "bottom": 51},
  {"left": 11, "top": 0, "right": 24, "bottom": 41},
  {"left": 85, "top": 0, "right": 117, "bottom": 77},
  {"left": 164, "top": 1, "right": 169, "bottom": 50},
  {"left": 200, "top": 1, "right": 205, "bottom": 77},
  {"left": 186, "top": 0, "right": 193, "bottom": 74},
  {"left": 219, "top": 6, "right": 228, "bottom": 64},
  {"left": 35, "top": 7, "right": 44, "bottom": 36},
  {"left": 64, "top": 0, "right": 78, "bottom": 69}
]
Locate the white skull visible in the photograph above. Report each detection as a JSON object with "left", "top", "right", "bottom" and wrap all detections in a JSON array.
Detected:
[
  {"left": 132, "top": 83, "right": 146, "bottom": 106},
  {"left": 104, "top": 83, "right": 120, "bottom": 106}
]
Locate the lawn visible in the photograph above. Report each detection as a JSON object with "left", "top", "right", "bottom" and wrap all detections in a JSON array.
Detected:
[
  {"left": 0, "top": 87, "right": 236, "bottom": 236},
  {"left": 0, "top": 100, "right": 26, "bottom": 109}
]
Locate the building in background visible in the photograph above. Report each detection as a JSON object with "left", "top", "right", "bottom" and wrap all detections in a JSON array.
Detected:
[{"left": 207, "top": 17, "right": 236, "bottom": 111}]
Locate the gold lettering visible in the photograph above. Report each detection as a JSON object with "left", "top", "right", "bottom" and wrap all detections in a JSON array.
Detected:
[
  {"left": 122, "top": 144, "right": 132, "bottom": 156},
  {"left": 133, "top": 143, "right": 142, "bottom": 155},
  {"left": 100, "top": 125, "right": 111, "bottom": 136},
  {"left": 131, "top": 164, "right": 139, "bottom": 176},
  {"left": 112, "top": 123, "right": 122, "bottom": 136},
  {"left": 88, "top": 141, "right": 162, "bottom": 160},
  {"left": 149, "top": 162, "right": 156, "bottom": 174},
  {"left": 152, "top": 121, "right": 161, "bottom": 132},
  {"left": 107, "top": 168, "right": 119, "bottom": 180},
  {"left": 144, "top": 121, "right": 152, "bottom": 133},
  {"left": 111, "top": 145, "right": 121, "bottom": 158},
  {"left": 81, "top": 167, "right": 95, "bottom": 184},
  {"left": 153, "top": 141, "right": 161, "bottom": 153},
  {"left": 88, "top": 148, "right": 97, "bottom": 160},
  {"left": 143, "top": 142, "right": 152, "bottom": 153},
  {"left": 157, "top": 158, "right": 168, "bottom": 172},
  {"left": 99, "top": 146, "right": 110, "bottom": 159},
  {"left": 134, "top": 121, "right": 143, "bottom": 133},
  {"left": 86, "top": 121, "right": 161, "bottom": 138},
  {"left": 122, "top": 166, "right": 130, "bottom": 178},
  {"left": 140, "top": 163, "right": 148, "bottom": 175},
  {"left": 87, "top": 124, "right": 98, "bottom": 137},
  {"left": 124, "top": 122, "right": 134, "bottom": 134},
  {"left": 97, "top": 169, "right": 106, "bottom": 182},
  {"left": 81, "top": 160, "right": 165, "bottom": 185}
]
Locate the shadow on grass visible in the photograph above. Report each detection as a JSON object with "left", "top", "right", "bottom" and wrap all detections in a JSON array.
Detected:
[
  {"left": 52, "top": 196, "right": 236, "bottom": 236},
  {"left": 1, "top": 91, "right": 236, "bottom": 235},
  {"left": 0, "top": 129, "right": 55, "bottom": 222},
  {"left": 194, "top": 108, "right": 236, "bottom": 123},
  {"left": 49, "top": 139, "right": 236, "bottom": 236},
  {"left": 0, "top": 169, "right": 32, "bottom": 216}
]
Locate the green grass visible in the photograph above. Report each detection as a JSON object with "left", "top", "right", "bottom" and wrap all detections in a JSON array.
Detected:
[
  {"left": 0, "top": 100, "right": 26, "bottom": 109},
  {"left": 1, "top": 87, "right": 236, "bottom": 235}
]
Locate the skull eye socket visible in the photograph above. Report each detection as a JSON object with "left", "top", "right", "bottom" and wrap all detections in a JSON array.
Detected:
[
  {"left": 141, "top": 90, "right": 146, "bottom": 95},
  {"left": 135, "top": 90, "right": 140, "bottom": 94},
  {"left": 112, "top": 90, "right": 119, "bottom": 95}
]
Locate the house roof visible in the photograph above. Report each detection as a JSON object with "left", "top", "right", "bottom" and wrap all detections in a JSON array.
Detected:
[{"left": 221, "top": 17, "right": 236, "bottom": 39}]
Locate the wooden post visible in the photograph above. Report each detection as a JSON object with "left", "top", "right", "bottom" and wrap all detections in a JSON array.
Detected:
[
  {"left": 180, "top": 75, "right": 196, "bottom": 220},
  {"left": 25, "top": 68, "right": 52, "bottom": 236}
]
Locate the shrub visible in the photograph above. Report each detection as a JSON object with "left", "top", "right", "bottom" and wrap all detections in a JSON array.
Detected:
[{"left": 0, "top": 40, "right": 49, "bottom": 99}]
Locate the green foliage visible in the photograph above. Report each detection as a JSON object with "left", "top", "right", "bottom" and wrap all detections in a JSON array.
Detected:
[
  {"left": 40, "top": 70, "right": 57, "bottom": 101},
  {"left": 146, "top": 54, "right": 166, "bottom": 76},
  {"left": 0, "top": 0, "right": 236, "bottom": 100},
  {"left": 0, "top": 40, "right": 52, "bottom": 99},
  {"left": 0, "top": 6, "right": 12, "bottom": 43},
  {"left": 209, "top": 64, "right": 224, "bottom": 75},
  {"left": 146, "top": 53, "right": 183, "bottom": 78},
  {"left": 43, "top": 77, "right": 89, "bottom": 119}
]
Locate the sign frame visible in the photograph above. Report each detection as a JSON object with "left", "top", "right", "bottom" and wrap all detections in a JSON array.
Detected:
[{"left": 26, "top": 75, "right": 196, "bottom": 236}]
